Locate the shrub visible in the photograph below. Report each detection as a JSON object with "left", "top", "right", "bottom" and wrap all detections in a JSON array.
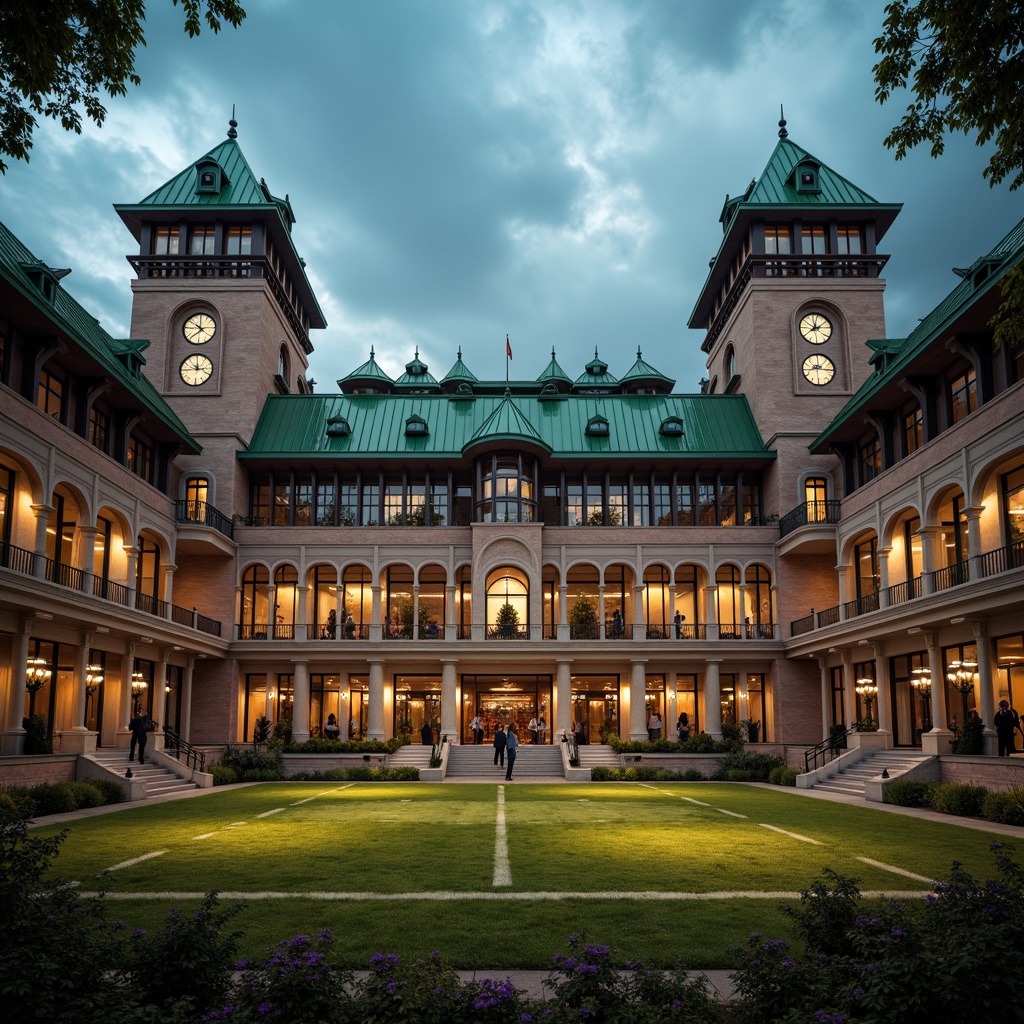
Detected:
[
  {"left": 21, "top": 714, "right": 52, "bottom": 755},
  {"left": 67, "top": 781, "right": 104, "bottom": 809},
  {"left": 884, "top": 778, "right": 936, "bottom": 807},
  {"left": 209, "top": 765, "right": 238, "bottom": 786},
  {"left": 930, "top": 781, "right": 988, "bottom": 817},
  {"left": 711, "top": 750, "right": 784, "bottom": 782},
  {"left": 0, "top": 786, "right": 36, "bottom": 816},
  {"left": 241, "top": 768, "right": 282, "bottom": 782},
  {"left": 591, "top": 766, "right": 617, "bottom": 781},
  {"left": 93, "top": 779, "right": 127, "bottom": 805},
  {"left": 681, "top": 768, "right": 704, "bottom": 781},
  {"left": 983, "top": 786, "right": 1024, "bottom": 826},
  {"left": 768, "top": 766, "right": 797, "bottom": 786},
  {"left": 219, "top": 746, "right": 284, "bottom": 776},
  {"left": 28, "top": 782, "right": 76, "bottom": 816}
]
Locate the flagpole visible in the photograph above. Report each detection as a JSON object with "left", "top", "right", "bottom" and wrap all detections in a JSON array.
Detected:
[{"left": 505, "top": 334, "right": 510, "bottom": 385}]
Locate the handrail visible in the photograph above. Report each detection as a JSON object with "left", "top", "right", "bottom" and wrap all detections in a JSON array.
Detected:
[
  {"left": 162, "top": 725, "right": 206, "bottom": 773},
  {"left": 804, "top": 725, "right": 854, "bottom": 773},
  {"left": 174, "top": 499, "right": 235, "bottom": 539}
]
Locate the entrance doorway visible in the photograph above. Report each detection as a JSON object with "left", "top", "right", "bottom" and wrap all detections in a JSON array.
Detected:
[
  {"left": 570, "top": 675, "right": 620, "bottom": 744},
  {"left": 461, "top": 675, "right": 552, "bottom": 744}
]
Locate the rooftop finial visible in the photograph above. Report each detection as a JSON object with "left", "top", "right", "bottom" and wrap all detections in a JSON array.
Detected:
[
  {"left": 457, "top": 346, "right": 463, "bottom": 359},
  {"left": 637, "top": 346, "right": 642, "bottom": 358},
  {"left": 551, "top": 347, "right": 556, "bottom": 359},
  {"left": 778, "top": 104, "right": 787, "bottom": 139},
  {"left": 370, "top": 345, "right": 375, "bottom": 358},
  {"left": 228, "top": 103, "right": 238, "bottom": 140}
]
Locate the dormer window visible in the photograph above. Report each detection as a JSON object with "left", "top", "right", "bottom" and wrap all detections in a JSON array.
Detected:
[
  {"left": 660, "top": 417, "right": 684, "bottom": 438},
  {"left": 195, "top": 160, "right": 224, "bottom": 195},
  {"left": 326, "top": 415, "right": 351, "bottom": 437},
  {"left": 586, "top": 415, "right": 609, "bottom": 437},
  {"left": 405, "top": 414, "right": 429, "bottom": 437},
  {"left": 795, "top": 162, "right": 821, "bottom": 194}
]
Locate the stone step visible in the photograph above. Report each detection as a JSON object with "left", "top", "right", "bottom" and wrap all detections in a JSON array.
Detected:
[
  {"left": 446, "top": 745, "right": 563, "bottom": 777},
  {"left": 85, "top": 751, "right": 200, "bottom": 799}
]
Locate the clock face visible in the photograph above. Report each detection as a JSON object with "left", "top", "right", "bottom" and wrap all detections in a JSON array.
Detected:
[
  {"left": 799, "top": 312, "right": 832, "bottom": 345},
  {"left": 802, "top": 353, "right": 835, "bottom": 386},
  {"left": 183, "top": 312, "right": 216, "bottom": 345},
  {"left": 180, "top": 354, "right": 213, "bottom": 386}
]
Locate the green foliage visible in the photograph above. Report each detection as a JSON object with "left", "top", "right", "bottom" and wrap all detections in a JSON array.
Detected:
[
  {"left": 983, "top": 785, "right": 1024, "bottom": 825},
  {"left": 252, "top": 714, "right": 272, "bottom": 746},
  {"left": 952, "top": 712, "right": 985, "bottom": 753},
  {"left": 767, "top": 766, "right": 797, "bottom": 787},
  {"left": 283, "top": 737, "right": 402, "bottom": 754},
  {"left": 720, "top": 717, "right": 744, "bottom": 746},
  {"left": 0, "top": 0, "right": 247, "bottom": 172},
  {"left": 733, "top": 846, "right": 1024, "bottom": 1023},
  {"left": 606, "top": 732, "right": 736, "bottom": 755},
  {"left": 66, "top": 781, "right": 104, "bottom": 808},
  {"left": 884, "top": 778, "right": 938, "bottom": 807},
  {"left": 0, "top": 785, "right": 36, "bottom": 816},
  {"left": 930, "top": 781, "right": 988, "bottom": 817},
  {"left": 219, "top": 746, "right": 285, "bottom": 776},
  {"left": 710, "top": 751, "right": 785, "bottom": 782},
  {"left": 28, "top": 781, "right": 77, "bottom": 816},
  {"left": 21, "top": 714, "right": 52, "bottom": 754},
  {"left": 123, "top": 892, "right": 244, "bottom": 1013},
  {"left": 92, "top": 778, "right": 127, "bottom": 804},
  {"left": 681, "top": 768, "right": 705, "bottom": 781},
  {"left": 210, "top": 764, "right": 238, "bottom": 785},
  {"left": 241, "top": 768, "right": 282, "bottom": 782}
]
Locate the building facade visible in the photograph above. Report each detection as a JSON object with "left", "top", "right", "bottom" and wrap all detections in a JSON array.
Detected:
[{"left": 1, "top": 121, "right": 1022, "bottom": 759}]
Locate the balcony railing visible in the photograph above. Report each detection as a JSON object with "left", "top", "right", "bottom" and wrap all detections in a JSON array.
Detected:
[
  {"left": 175, "top": 499, "right": 235, "bottom": 539},
  {"left": 790, "top": 542, "right": 1023, "bottom": 636},
  {"left": 487, "top": 623, "right": 529, "bottom": 640},
  {"left": 779, "top": 499, "right": 842, "bottom": 538},
  {"left": 0, "top": 543, "right": 221, "bottom": 637}
]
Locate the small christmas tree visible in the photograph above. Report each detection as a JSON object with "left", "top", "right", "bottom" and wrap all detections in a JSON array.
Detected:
[{"left": 495, "top": 602, "right": 520, "bottom": 637}]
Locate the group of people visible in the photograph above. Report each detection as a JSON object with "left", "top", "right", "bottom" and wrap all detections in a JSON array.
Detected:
[
  {"left": 994, "top": 700, "right": 1024, "bottom": 756},
  {"left": 491, "top": 723, "right": 519, "bottom": 780},
  {"left": 321, "top": 607, "right": 357, "bottom": 640}
]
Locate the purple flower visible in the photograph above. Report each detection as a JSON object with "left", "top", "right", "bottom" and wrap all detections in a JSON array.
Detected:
[
  {"left": 256, "top": 1003, "right": 272, "bottom": 1015},
  {"left": 782, "top": 958, "right": 796, "bottom": 967},
  {"left": 890, "top": 928, "right": 906, "bottom": 938},
  {"left": 131, "top": 928, "right": 146, "bottom": 939}
]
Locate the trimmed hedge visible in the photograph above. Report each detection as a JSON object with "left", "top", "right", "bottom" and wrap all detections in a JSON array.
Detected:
[
  {"left": 282, "top": 736, "right": 409, "bottom": 755},
  {"left": 0, "top": 778, "right": 127, "bottom": 817},
  {"left": 218, "top": 747, "right": 285, "bottom": 778},
  {"left": 930, "top": 782, "right": 987, "bottom": 817},
  {"left": 983, "top": 785, "right": 1024, "bottom": 826},
  {"left": 210, "top": 765, "right": 239, "bottom": 785},
  {"left": 709, "top": 751, "right": 785, "bottom": 782},
  {"left": 768, "top": 765, "right": 798, "bottom": 786},
  {"left": 884, "top": 779, "right": 936, "bottom": 808}
]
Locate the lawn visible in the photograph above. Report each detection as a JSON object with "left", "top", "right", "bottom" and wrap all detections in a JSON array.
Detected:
[{"left": 33, "top": 782, "right": 1011, "bottom": 968}]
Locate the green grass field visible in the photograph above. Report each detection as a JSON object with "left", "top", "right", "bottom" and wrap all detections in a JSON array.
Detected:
[{"left": 33, "top": 782, "right": 1011, "bottom": 968}]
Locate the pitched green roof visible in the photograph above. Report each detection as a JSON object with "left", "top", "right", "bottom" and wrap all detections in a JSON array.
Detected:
[
  {"left": 811, "top": 214, "right": 1024, "bottom": 450},
  {"left": 441, "top": 348, "right": 479, "bottom": 385},
  {"left": 338, "top": 348, "right": 394, "bottom": 391},
  {"left": 394, "top": 349, "right": 439, "bottom": 389},
  {"left": 536, "top": 348, "right": 571, "bottom": 384},
  {"left": 574, "top": 349, "right": 618, "bottom": 388},
  {"left": 0, "top": 220, "right": 200, "bottom": 451},
  {"left": 242, "top": 391, "right": 772, "bottom": 462},
  {"left": 620, "top": 348, "right": 674, "bottom": 390}
]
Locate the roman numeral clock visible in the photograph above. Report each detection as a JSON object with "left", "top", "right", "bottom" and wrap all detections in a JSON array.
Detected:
[{"left": 179, "top": 312, "right": 216, "bottom": 386}]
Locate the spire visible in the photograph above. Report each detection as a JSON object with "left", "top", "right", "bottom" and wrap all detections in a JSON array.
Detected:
[
  {"left": 777, "top": 104, "right": 787, "bottom": 139},
  {"left": 228, "top": 104, "right": 238, "bottom": 140}
]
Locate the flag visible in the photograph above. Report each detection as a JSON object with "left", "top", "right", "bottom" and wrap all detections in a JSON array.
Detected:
[{"left": 506, "top": 335, "right": 512, "bottom": 360}]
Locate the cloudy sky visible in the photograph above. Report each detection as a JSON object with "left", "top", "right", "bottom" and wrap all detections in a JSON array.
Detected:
[{"left": 1, "top": 0, "right": 1019, "bottom": 393}]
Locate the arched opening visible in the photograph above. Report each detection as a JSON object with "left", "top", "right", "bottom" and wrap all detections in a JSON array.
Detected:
[
  {"left": 273, "top": 565, "right": 298, "bottom": 638},
  {"left": 486, "top": 567, "right": 529, "bottom": 638},
  {"left": 477, "top": 453, "right": 537, "bottom": 523},
  {"left": 239, "top": 565, "right": 270, "bottom": 639}
]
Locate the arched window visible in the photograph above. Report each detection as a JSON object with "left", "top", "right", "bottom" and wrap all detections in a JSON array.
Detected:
[
  {"left": 135, "top": 534, "right": 161, "bottom": 613},
  {"left": 240, "top": 565, "right": 270, "bottom": 638},
  {"left": 486, "top": 568, "right": 529, "bottom": 637},
  {"left": 478, "top": 453, "right": 536, "bottom": 523},
  {"left": 715, "top": 565, "right": 742, "bottom": 638},
  {"left": 804, "top": 476, "right": 828, "bottom": 522},
  {"left": 274, "top": 566, "right": 298, "bottom": 637}
]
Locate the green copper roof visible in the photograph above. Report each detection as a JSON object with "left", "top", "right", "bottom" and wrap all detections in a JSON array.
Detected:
[
  {"left": 0, "top": 220, "right": 200, "bottom": 452},
  {"left": 574, "top": 348, "right": 618, "bottom": 388},
  {"left": 394, "top": 348, "right": 439, "bottom": 388},
  {"left": 537, "top": 348, "right": 572, "bottom": 384},
  {"left": 338, "top": 348, "right": 394, "bottom": 391},
  {"left": 441, "top": 348, "right": 479, "bottom": 385},
  {"left": 619, "top": 348, "right": 674, "bottom": 390},
  {"left": 242, "top": 391, "right": 772, "bottom": 462},
  {"left": 811, "top": 214, "right": 1024, "bottom": 450}
]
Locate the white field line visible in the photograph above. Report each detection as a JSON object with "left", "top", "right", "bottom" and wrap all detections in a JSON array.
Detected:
[
  {"left": 856, "top": 857, "right": 937, "bottom": 884},
  {"left": 192, "top": 832, "right": 218, "bottom": 841},
  {"left": 291, "top": 784, "right": 354, "bottom": 806},
  {"left": 80, "top": 889, "right": 930, "bottom": 901},
  {"left": 681, "top": 797, "right": 710, "bottom": 806},
  {"left": 256, "top": 808, "right": 286, "bottom": 818},
  {"left": 493, "top": 785, "right": 512, "bottom": 887},
  {"left": 758, "top": 823, "right": 821, "bottom": 844},
  {"left": 717, "top": 809, "right": 747, "bottom": 818},
  {"left": 102, "top": 850, "right": 168, "bottom": 873}
]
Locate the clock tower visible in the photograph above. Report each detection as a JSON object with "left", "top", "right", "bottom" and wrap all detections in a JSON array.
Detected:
[
  {"left": 687, "top": 116, "right": 902, "bottom": 517},
  {"left": 115, "top": 118, "right": 327, "bottom": 519}
]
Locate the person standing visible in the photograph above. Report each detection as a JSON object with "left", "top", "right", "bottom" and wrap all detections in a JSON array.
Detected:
[
  {"left": 128, "top": 710, "right": 149, "bottom": 764},
  {"left": 421, "top": 720, "right": 433, "bottom": 746},
  {"left": 528, "top": 716, "right": 538, "bottom": 743},
  {"left": 994, "top": 700, "right": 1020, "bottom": 756},
  {"left": 647, "top": 712, "right": 662, "bottom": 741},
  {"left": 536, "top": 715, "right": 547, "bottom": 745},
  {"left": 471, "top": 714, "right": 484, "bottom": 744},
  {"left": 493, "top": 724, "right": 507, "bottom": 767},
  {"left": 611, "top": 608, "right": 623, "bottom": 638},
  {"left": 504, "top": 723, "right": 518, "bottom": 780},
  {"left": 677, "top": 711, "right": 690, "bottom": 742},
  {"left": 324, "top": 713, "right": 341, "bottom": 740}
]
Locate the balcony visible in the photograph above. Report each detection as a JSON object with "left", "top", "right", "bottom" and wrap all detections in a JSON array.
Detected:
[
  {"left": 789, "top": 540, "right": 1024, "bottom": 636},
  {"left": 778, "top": 500, "right": 842, "bottom": 538},
  {"left": 175, "top": 500, "right": 234, "bottom": 539},
  {"left": 0, "top": 543, "right": 222, "bottom": 637}
]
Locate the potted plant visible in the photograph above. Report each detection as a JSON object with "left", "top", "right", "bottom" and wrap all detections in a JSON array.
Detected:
[
  {"left": 495, "top": 602, "right": 520, "bottom": 638},
  {"left": 568, "top": 595, "right": 598, "bottom": 640}
]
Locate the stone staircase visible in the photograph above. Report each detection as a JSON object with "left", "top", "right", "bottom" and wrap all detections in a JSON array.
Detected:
[
  {"left": 576, "top": 745, "right": 620, "bottom": 770},
  {"left": 810, "top": 750, "right": 932, "bottom": 798},
  {"left": 445, "top": 743, "right": 564, "bottom": 779},
  {"left": 88, "top": 750, "right": 201, "bottom": 799},
  {"left": 387, "top": 744, "right": 436, "bottom": 769}
]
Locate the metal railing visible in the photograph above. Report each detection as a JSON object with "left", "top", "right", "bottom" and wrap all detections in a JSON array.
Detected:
[
  {"left": 779, "top": 499, "right": 843, "bottom": 538},
  {"left": 174, "top": 499, "right": 235, "bottom": 539},
  {"left": 162, "top": 725, "right": 206, "bottom": 773},
  {"left": 804, "top": 725, "right": 854, "bottom": 773},
  {"left": 487, "top": 623, "right": 529, "bottom": 639}
]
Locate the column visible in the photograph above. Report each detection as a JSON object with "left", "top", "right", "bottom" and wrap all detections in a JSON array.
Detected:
[
  {"left": 77, "top": 525, "right": 98, "bottom": 594},
  {"left": 367, "top": 658, "right": 385, "bottom": 740},
  {"left": 30, "top": 505, "right": 53, "bottom": 579},
  {"left": 974, "top": 623, "right": 997, "bottom": 755},
  {"left": 841, "top": 652, "right": 856, "bottom": 729},
  {"left": 877, "top": 547, "right": 891, "bottom": 609},
  {"left": 667, "top": 670, "right": 677, "bottom": 735},
  {"left": 818, "top": 658, "right": 830, "bottom": 742},
  {"left": 704, "top": 659, "right": 722, "bottom": 739},
  {"left": 556, "top": 659, "right": 572, "bottom": 736},
  {"left": 445, "top": 584, "right": 457, "bottom": 641},
  {"left": 918, "top": 527, "right": 942, "bottom": 596},
  {"left": 704, "top": 584, "right": 718, "bottom": 640},
  {"left": 153, "top": 650, "right": 169, "bottom": 747},
  {"left": 296, "top": 584, "right": 309, "bottom": 640},
  {"left": 370, "top": 585, "right": 383, "bottom": 640},
  {"left": 921, "top": 634, "right": 952, "bottom": 755},
  {"left": 441, "top": 658, "right": 458, "bottom": 741},
  {"left": 873, "top": 644, "right": 892, "bottom": 744},
  {"left": 965, "top": 507, "right": 985, "bottom": 580},
  {"left": 125, "top": 547, "right": 139, "bottom": 607},
  {"left": 1, "top": 620, "right": 33, "bottom": 754},
  {"left": 61, "top": 640, "right": 96, "bottom": 754},
  {"left": 598, "top": 584, "right": 606, "bottom": 640},
  {"left": 557, "top": 584, "right": 568, "bottom": 641},
  {"left": 292, "top": 660, "right": 310, "bottom": 742},
  {"left": 119, "top": 643, "right": 136, "bottom": 747},
  {"left": 161, "top": 563, "right": 176, "bottom": 613},
  {"left": 737, "top": 583, "right": 748, "bottom": 637},
  {"left": 181, "top": 658, "right": 195, "bottom": 743},
  {"left": 412, "top": 584, "right": 421, "bottom": 639},
  {"left": 629, "top": 659, "right": 647, "bottom": 740},
  {"left": 836, "top": 565, "right": 850, "bottom": 621}
]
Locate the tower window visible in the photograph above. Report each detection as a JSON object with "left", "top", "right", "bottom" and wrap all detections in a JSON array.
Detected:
[
  {"left": 152, "top": 227, "right": 180, "bottom": 255},
  {"left": 189, "top": 226, "right": 216, "bottom": 256},
  {"left": 949, "top": 366, "right": 978, "bottom": 423}
]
